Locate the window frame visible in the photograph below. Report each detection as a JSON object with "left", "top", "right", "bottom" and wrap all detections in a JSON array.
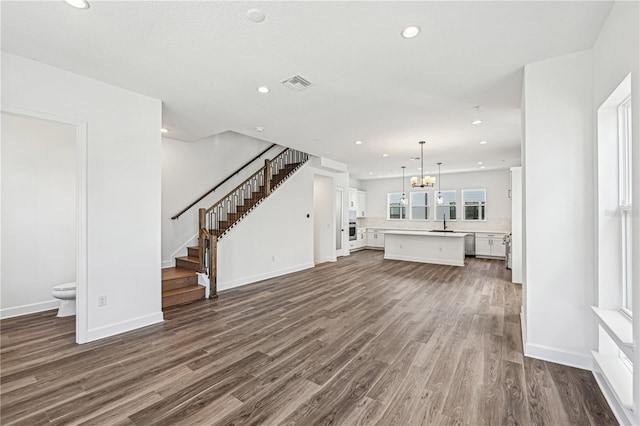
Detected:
[
  {"left": 386, "top": 192, "right": 407, "bottom": 220},
  {"left": 434, "top": 190, "right": 457, "bottom": 222},
  {"left": 409, "top": 191, "right": 431, "bottom": 221},
  {"left": 461, "top": 188, "right": 487, "bottom": 221},
  {"left": 618, "top": 96, "right": 633, "bottom": 316}
]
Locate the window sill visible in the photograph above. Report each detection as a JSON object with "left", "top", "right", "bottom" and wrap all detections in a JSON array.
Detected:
[
  {"left": 591, "top": 306, "right": 633, "bottom": 358},
  {"left": 591, "top": 350, "right": 633, "bottom": 410}
]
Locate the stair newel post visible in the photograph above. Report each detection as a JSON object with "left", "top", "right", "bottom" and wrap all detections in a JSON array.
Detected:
[
  {"left": 198, "top": 208, "right": 206, "bottom": 273},
  {"left": 264, "top": 159, "right": 272, "bottom": 196},
  {"left": 209, "top": 235, "right": 218, "bottom": 298}
]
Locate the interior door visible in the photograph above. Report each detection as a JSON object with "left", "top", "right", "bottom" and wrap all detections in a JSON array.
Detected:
[{"left": 335, "top": 188, "right": 344, "bottom": 251}]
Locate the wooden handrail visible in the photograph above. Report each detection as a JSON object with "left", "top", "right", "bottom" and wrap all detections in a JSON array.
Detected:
[{"left": 171, "top": 143, "right": 277, "bottom": 219}]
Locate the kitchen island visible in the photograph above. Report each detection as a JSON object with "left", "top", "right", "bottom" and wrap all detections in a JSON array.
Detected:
[{"left": 384, "top": 230, "right": 469, "bottom": 266}]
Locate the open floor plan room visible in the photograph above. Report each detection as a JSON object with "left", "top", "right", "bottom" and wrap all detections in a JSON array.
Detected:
[{"left": 1, "top": 251, "right": 615, "bottom": 425}]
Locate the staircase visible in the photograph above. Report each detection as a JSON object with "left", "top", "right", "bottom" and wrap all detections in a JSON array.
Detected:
[
  {"left": 162, "top": 147, "right": 310, "bottom": 309},
  {"left": 161, "top": 246, "right": 204, "bottom": 308}
]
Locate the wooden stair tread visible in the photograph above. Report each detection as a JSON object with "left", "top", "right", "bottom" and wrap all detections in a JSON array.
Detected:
[
  {"left": 175, "top": 256, "right": 199, "bottom": 264},
  {"left": 162, "top": 285, "right": 204, "bottom": 297},
  {"left": 162, "top": 267, "right": 197, "bottom": 280}
]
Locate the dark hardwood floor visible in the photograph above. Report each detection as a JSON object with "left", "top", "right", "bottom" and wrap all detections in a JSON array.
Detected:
[{"left": 1, "top": 250, "right": 616, "bottom": 425}]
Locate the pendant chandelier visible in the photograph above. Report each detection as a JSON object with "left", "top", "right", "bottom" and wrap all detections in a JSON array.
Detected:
[
  {"left": 410, "top": 141, "right": 435, "bottom": 188},
  {"left": 436, "top": 162, "right": 444, "bottom": 205},
  {"left": 400, "top": 166, "right": 408, "bottom": 205}
]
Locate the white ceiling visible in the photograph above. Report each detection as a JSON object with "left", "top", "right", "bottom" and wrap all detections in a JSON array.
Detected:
[{"left": 1, "top": 1, "right": 613, "bottom": 179}]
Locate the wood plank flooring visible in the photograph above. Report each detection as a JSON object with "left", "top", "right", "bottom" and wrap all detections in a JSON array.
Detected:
[{"left": 1, "top": 250, "right": 616, "bottom": 425}]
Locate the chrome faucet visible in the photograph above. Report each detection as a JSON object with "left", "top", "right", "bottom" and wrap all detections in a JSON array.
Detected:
[{"left": 443, "top": 214, "right": 447, "bottom": 230}]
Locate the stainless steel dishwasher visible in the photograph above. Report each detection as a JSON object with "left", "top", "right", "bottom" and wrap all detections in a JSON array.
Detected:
[{"left": 464, "top": 233, "right": 475, "bottom": 256}]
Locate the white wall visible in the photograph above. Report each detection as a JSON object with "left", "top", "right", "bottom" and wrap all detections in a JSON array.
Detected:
[
  {"left": 359, "top": 169, "right": 512, "bottom": 232},
  {"left": 217, "top": 164, "right": 314, "bottom": 290},
  {"left": 162, "top": 133, "right": 280, "bottom": 266},
  {"left": 313, "top": 175, "right": 335, "bottom": 263},
  {"left": 2, "top": 52, "right": 163, "bottom": 343},
  {"left": 1, "top": 113, "right": 76, "bottom": 317},
  {"left": 522, "top": 50, "right": 595, "bottom": 369}
]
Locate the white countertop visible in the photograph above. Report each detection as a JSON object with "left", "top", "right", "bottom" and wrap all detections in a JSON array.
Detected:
[
  {"left": 384, "top": 230, "right": 469, "bottom": 238},
  {"left": 364, "top": 227, "right": 507, "bottom": 234}
]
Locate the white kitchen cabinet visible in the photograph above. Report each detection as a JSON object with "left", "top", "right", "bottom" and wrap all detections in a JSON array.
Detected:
[
  {"left": 475, "top": 233, "right": 506, "bottom": 258},
  {"left": 366, "top": 229, "right": 384, "bottom": 249},
  {"left": 348, "top": 188, "right": 357, "bottom": 210},
  {"left": 350, "top": 230, "right": 366, "bottom": 251},
  {"left": 356, "top": 191, "right": 367, "bottom": 218}
]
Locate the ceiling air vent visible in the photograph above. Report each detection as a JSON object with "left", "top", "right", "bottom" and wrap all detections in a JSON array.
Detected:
[{"left": 281, "top": 75, "right": 312, "bottom": 91}]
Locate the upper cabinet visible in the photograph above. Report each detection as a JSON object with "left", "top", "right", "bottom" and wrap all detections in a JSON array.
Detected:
[
  {"left": 348, "top": 188, "right": 367, "bottom": 217},
  {"left": 357, "top": 191, "right": 367, "bottom": 218},
  {"left": 348, "top": 188, "right": 357, "bottom": 210}
]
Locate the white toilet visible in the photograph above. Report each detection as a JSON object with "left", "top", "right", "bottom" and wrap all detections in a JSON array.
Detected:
[{"left": 52, "top": 282, "right": 76, "bottom": 317}]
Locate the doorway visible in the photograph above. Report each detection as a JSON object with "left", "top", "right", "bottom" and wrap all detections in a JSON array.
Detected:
[
  {"left": 313, "top": 175, "right": 335, "bottom": 264},
  {"left": 0, "top": 109, "right": 87, "bottom": 343}
]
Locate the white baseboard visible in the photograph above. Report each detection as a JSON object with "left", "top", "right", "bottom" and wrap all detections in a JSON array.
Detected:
[
  {"left": 162, "top": 233, "right": 199, "bottom": 268},
  {"left": 83, "top": 312, "right": 164, "bottom": 343},
  {"left": 592, "top": 367, "right": 634, "bottom": 425},
  {"left": 0, "top": 300, "right": 60, "bottom": 319},
  {"left": 524, "top": 342, "right": 593, "bottom": 370},
  {"left": 383, "top": 254, "right": 465, "bottom": 267},
  {"left": 218, "top": 262, "right": 314, "bottom": 291},
  {"left": 314, "top": 256, "right": 337, "bottom": 264}
]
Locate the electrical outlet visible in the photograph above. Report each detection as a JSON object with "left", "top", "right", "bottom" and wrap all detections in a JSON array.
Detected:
[{"left": 98, "top": 295, "right": 107, "bottom": 307}]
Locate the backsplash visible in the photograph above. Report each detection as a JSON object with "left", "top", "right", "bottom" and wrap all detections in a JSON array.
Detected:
[{"left": 357, "top": 216, "right": 511, "bottom": 233}]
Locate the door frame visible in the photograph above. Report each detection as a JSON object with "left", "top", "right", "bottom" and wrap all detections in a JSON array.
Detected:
[{"left": 1, "top": 104, "right": 88, "bottom": 344}]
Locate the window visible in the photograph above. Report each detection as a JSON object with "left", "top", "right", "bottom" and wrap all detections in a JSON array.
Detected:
[
  {"left": 435, "top": 190, "right": 457, "bottom": 221},
  {"left": 619, "top": 96, "right": 632, "bottom": 314},
  {"left": 462, "top": 189, "right": 486, "bottom": 221},
  {"left": 387, "top": 193, "right": 406, "bottom": 220},
  {"left": 410, "top": 192, "right": 430, "bottom": 220}
]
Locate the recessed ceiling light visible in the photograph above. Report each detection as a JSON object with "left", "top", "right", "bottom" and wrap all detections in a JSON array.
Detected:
[
  {"left": 471, "top": 120, "right": 483, "bottom": 125},
  {"left": 368, "top": 172, "right": 373, "bottom": 175},
  {"left": 382, "top": 154, "right": 389, "bottom": 157},
  {"left": 480, "top": 140, "right": 488, "bottom": 145},
  {"left": 354, "top": 140, "right": 363, "bottom": 145},
  {"left": 477, "top": 161, "right": 483, "bottom": 165},
  {"left": 480, "top": 166, "right": 486, "bottom": 169},
  {"left": 255, "top": 127, "right": 264, "bottom": 132},
  {"left": 379, "top": 175, "right": 384, "bottom": 178},
  {"left": 257, "top": 86, "right": 270, "bottom": 94},
  {"left": 247, "top": 8, "right": 266, "bottom": 23},
  {"left": 401, "top": 25, "right": 421, "bottom": 39},
  {"left": 160, "top": 128, "right": 169, "bottom": 133},
  {"left": 64, "top": 0, "right": 90, "bottom": 9}
]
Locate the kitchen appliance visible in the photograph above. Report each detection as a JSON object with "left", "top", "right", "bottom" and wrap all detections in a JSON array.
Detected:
[
  {"left": 504, "top": 234, "right": 512, "bottom": 269},
  {"left": 349, "top": 221, "right": 356, "bottom": 241},
  {"left": 464, "top": 233, "right": 475, "bottom": 256}
]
